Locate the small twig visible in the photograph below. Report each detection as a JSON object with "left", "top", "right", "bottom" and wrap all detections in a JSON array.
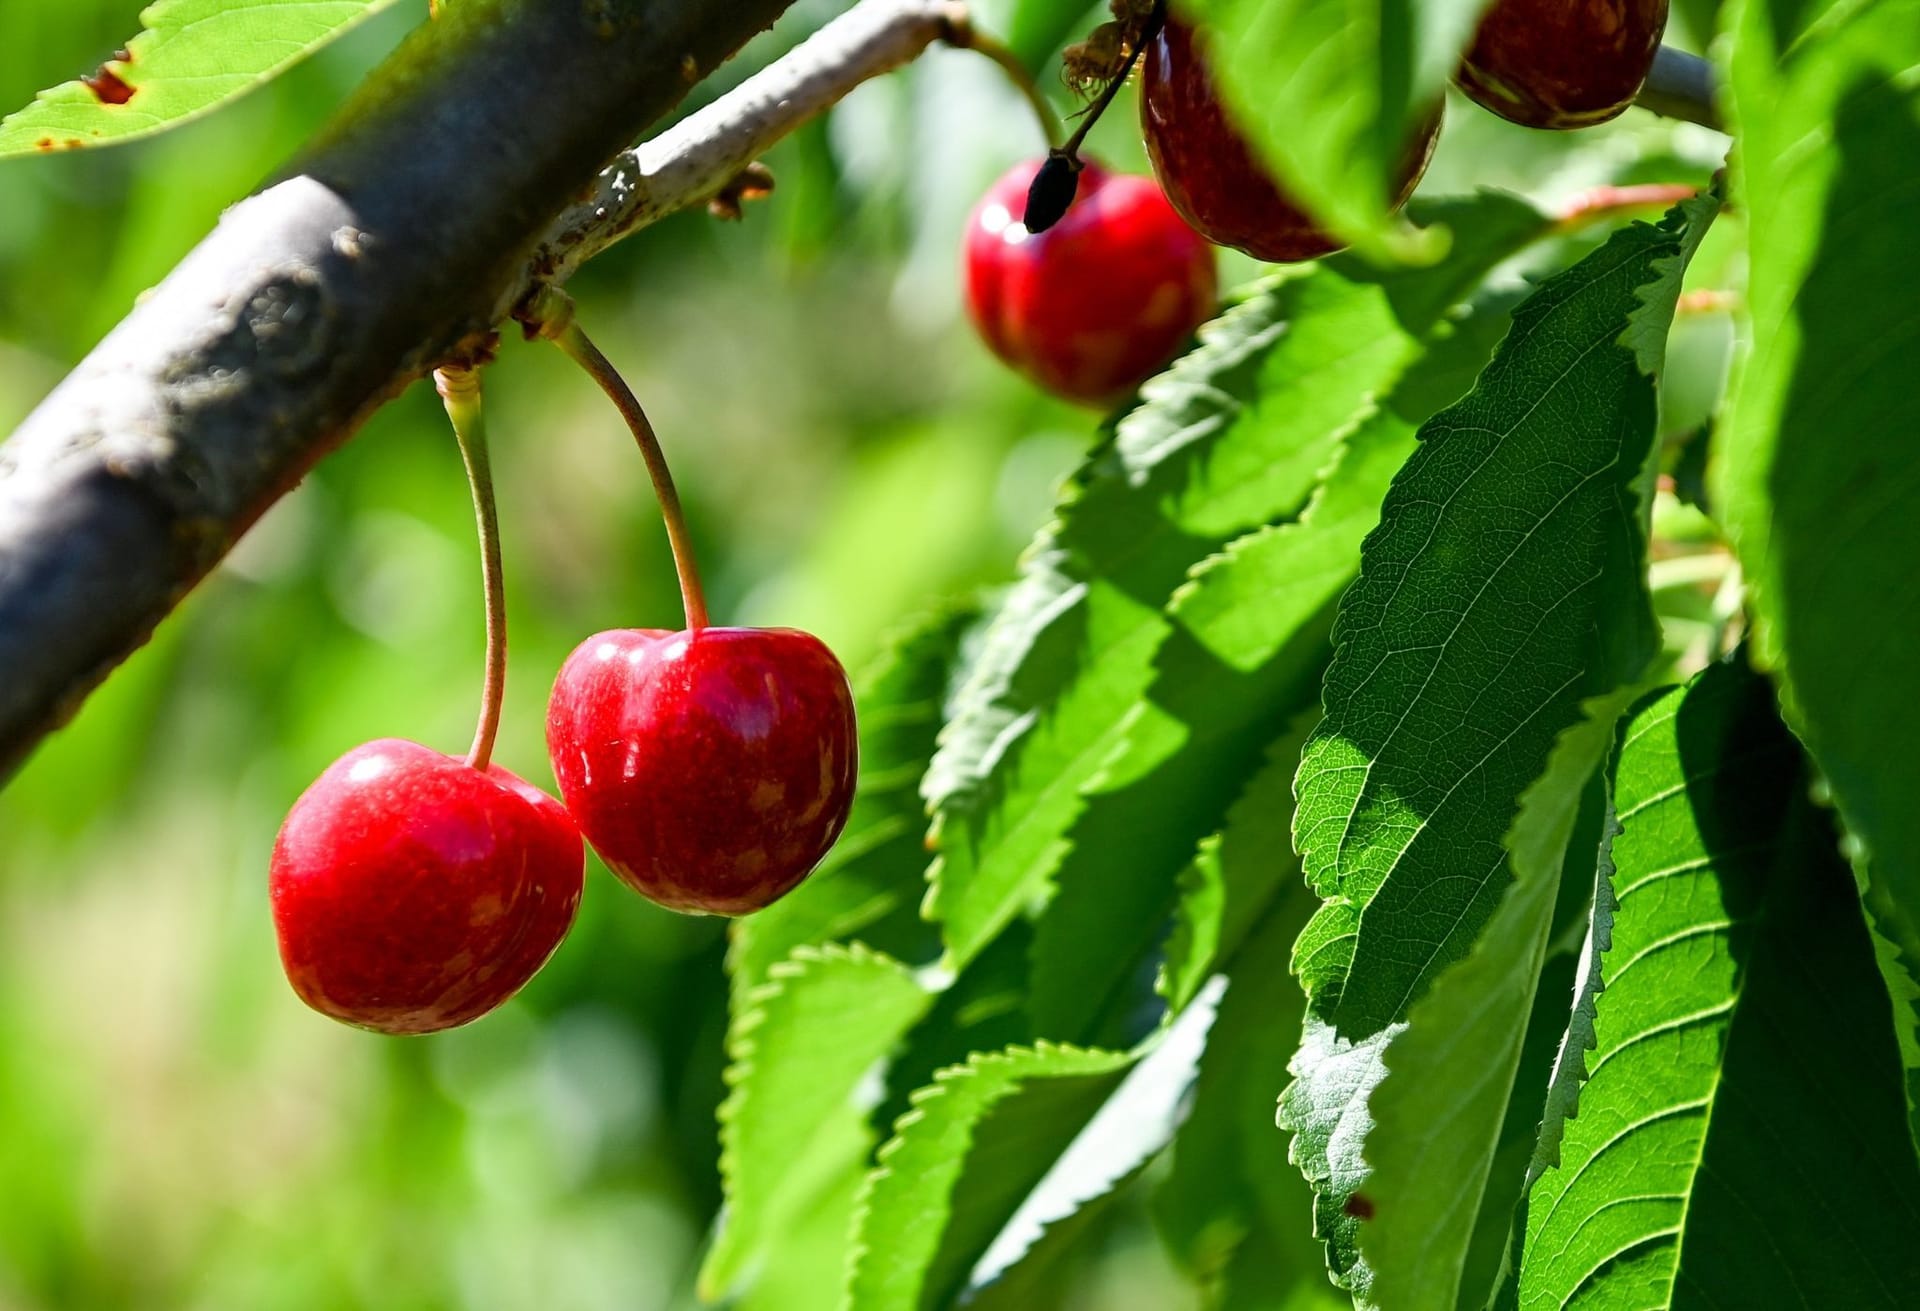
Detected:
[
  {"left": 527, "top": 0, "right": 955, "bottom": 293},
  {"left": 707, "top": 161, "right": 777, "bottom": 221},
  {"left": 1635, "top": 46, "right": 1724, "bottom": 133},
  {"left": 520, "top": 0, "right": 1057, "bottom": 303}
]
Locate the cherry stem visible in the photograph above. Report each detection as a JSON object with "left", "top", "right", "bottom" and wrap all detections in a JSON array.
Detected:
[
  {"left": 1554, "top": 182, "right": 1701, "bottom": 228},
  {"left": 1059, "top": 0, "right": 1165, "bottom": 162},
  {"left": 435, "top": 365, "right": 507, "bottom": 773},
  {"left": 539, "top": 301, "right": 710, "bottom": 632},
  {"left": 942, "top": 20, "right": 1061, "bottom": 149}
]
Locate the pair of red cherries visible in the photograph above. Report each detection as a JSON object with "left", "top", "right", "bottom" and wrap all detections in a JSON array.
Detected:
[
  {"left": 966, "top": 4, "right": 1668, "bottom": 404},
  {"left": 270, "top": 626, "right": 857, "bottom": 1035}
]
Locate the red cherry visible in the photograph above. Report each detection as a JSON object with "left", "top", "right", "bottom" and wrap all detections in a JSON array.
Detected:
[
  {"left": 270, "top": 739, "right": 584, "bottom": 1035},
  {"left": 1457, "top": 0, "right": 1669, "bottom": 129},
  {"left": 964, "top": 157, "right": 1217, "bottom": 406},
  {"left": 1141, "top": 20, "right": 1441, "bottom": 263},
  {"left": 546, "top": 626, "right": 858, "bottom": 916}
]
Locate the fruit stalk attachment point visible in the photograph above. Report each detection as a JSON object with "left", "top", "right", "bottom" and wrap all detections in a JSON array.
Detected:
[
  {"left": 531, "top": 290, "right": 710, "bottom": 633},
  {"left": 435, "top": 364, "right": 508, "bottom": 773}
]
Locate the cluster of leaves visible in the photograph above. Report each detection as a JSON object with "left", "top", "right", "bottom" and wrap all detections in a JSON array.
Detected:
[{"left": 694, "top": 0, "right": 1920, "bottom": 1299}]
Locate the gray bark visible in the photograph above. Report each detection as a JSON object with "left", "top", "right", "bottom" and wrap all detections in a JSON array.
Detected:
[{"left": 0, "top": 0, "right": 796, "bottom": 779}]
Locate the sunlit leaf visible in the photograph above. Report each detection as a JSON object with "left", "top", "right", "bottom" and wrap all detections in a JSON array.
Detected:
[
  {"left": 927, "top": 193, "right": 1552, "bottom": 980},
  {"left": 964, "top": 985, "right": 1222, "bottom": 1307},
  {"left": 1716, "top": 0, "right": 1920, "bottom": 1131},
  {"left": 1032, "top": 272, "right": 1533, "bottom": 1044},
  {"left": 845, "top": 1041, "right": 1136, "bottom": 1311},
  {"left": 960, "top": 1159, "right": 1151, "bottom": 1309},
  {"left": 1281, "top": 195, "right": 1715, "bottom": 1301},
  {"left": 700, "top": 944, "right": 932, "bottom": 1303},
  {"left": 1515, "top": 660, "right": 1920, "bottom": 1306},
  {"left": 706, "top": 608, "right": 978, "bottom": 1304},
  {"left": 0, "top": 0, "right": 405, "bottom": 159},
  {"left": 1360, "top": 692, "right": 1628, "bottom": 1310},
  {"left": 1155, "top": 902, "right": 1345, "bottom": 1311},
  {"left": 1157, "top": 715, "right": 1318, "bottom": 1014}
]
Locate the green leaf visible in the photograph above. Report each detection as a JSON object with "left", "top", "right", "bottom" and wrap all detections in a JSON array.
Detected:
[
  {"left": 1355, "top": 202, "right": 1720, "bottom": 1311},
  {"left": 961, "top": 1160, "right": 1151, "bottom": 1310},
  {"left": 1281, "top": 194, "right": 1717, "bottom": 1301},
  {"left": 0, "top": 0, "right": 404, "bottom": 159},
  {"left": 1361, "top": 692, "right": 1631, "bottom": 1310},
  {"left": 873, "top": 921, "right": 1037, "bottom": 1143},
  {"left": 966, "top": 984, "right": 1224, "bottom": 1306},
  {"left": 926, "top": 193, "right": 1553, "bottom": 977},
  {"left": 734, "top": 1164, "right": 869, "bottom": 1311},
  {"left": 925, "top": 273, "right": 1400, "bottom": 975},
  {"left": 1716, "top": 0, "right": 1920, "bottom": 1123},
  {"left": 700, "top": 945, "right": 932, "bottom": 1303},
  {"left": 728, "top": 606, "right": 974, "bottom": 1002},
  {"left": 1156, "top": 900, "right": 1345, "bottom": 1311},
  {"left": 1158, "top": 713, "right": 1321, "bottom": 1013},
  {"left": 1517, "top": 807, "right": 1622, "bottom": 1199},
  {"left": 846, "top": 1042, "right": 1136, "bottom": 1311},
  {"left": 1515, "top": 659, "right": 1920, "bottom": 1307},
  {"left": 1293, "top": 198, "right": 1714, "bottom": 1038},
  {"left": 1033, "top": 279, "right": 1531, "bottom": 1043},
  {"left": 1184, "top": 0, "right": 1495, "bottom": 260}
]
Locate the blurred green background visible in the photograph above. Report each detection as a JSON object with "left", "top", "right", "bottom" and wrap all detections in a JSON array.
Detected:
[{"left": 0, "top": 2, "right": 1730, "bottom": 1307}]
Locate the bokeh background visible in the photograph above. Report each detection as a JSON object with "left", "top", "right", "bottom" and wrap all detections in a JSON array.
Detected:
[{"left": 0, "top": 2, "right": 1730, "bottom": 1307}]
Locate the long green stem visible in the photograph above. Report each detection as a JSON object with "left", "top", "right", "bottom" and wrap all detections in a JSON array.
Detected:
[
  {"left": 545, "top": 315, "right": 710, "bottom": 632},
  {"left": 946, "top": 25, "right": 1062, "bottom": 149},
  {"left": 435, "top": 365, "right": 507, "bottom": 772}
]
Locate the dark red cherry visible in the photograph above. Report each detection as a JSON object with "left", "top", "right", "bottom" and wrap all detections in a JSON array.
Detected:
[
  {"left": 1457, "top": 0, "right": 1669, "bottom": 129},
  {"left": 963, "top": 157, "right": 1217, "bottom": 406},
  {"left": 270, "top": 739, "right": 584, "bottom": 1035},
  {"left": 1141, "top": 20, "right": 1441, "bottom": 263},
  {"left": 546, "top": 626, "right": 858, "bottom": 916}
]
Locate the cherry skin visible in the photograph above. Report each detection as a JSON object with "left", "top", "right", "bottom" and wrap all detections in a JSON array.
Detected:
[
  {"left": 1457, "top": 0, "right": 1669, "bottom": 129},
  {"left": 546, "top": 626, "right": 858, "bottom": 916},
  {"left": 1141, "top": 20, "right": 1441, "bottom": 263},
  {"left": 270, "top": 739, "right": 584, "bottom": 1035},
  {"left": 964, "top": 157, "right": 1216, "bottom": 406}
]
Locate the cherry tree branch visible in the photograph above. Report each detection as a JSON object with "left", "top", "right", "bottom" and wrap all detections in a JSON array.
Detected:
[
  {"left": 0, "top": 0, "right": 1023, "bottom": 782},
  {"left": 0, "top": 0, "right": 802, "bottom": 780}
]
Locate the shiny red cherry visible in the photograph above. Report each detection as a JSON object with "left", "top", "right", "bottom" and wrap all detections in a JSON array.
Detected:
[
  {"left": 546, "top": 626, "right": 858, "bottom": 916},
  {"left": 1141, "top": 20, "right": 1441, "bottom": 263},
  {"left": 270, "top": 739, "right": 584, "bottom": 1035},
  {"left": 1457, "top": 0, "right": 1669, "bottom": 129},
  {"left": 963, "top": 157, "right": 1217, "bottom": 406}
]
